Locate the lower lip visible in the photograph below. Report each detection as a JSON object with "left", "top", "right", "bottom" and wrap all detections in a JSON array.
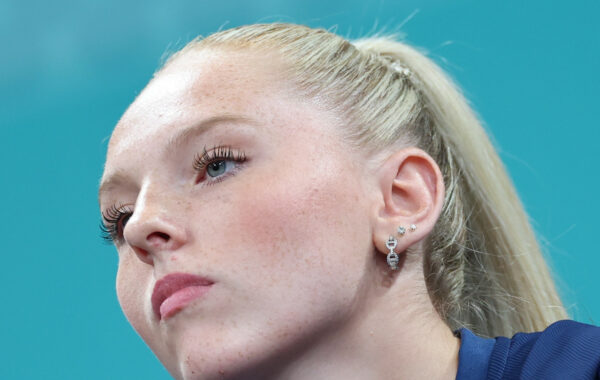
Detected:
[{"left": 159, "top": 285, "right": 212, "bottom": 320}]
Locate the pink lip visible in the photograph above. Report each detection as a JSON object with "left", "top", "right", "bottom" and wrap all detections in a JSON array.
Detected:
[{"left": 151, "top": 273, "right": 214, "bottom": 320}]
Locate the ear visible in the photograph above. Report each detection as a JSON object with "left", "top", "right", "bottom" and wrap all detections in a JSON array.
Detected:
[{"left": 372, "top": 147, "right": 445, "bottom": 258}]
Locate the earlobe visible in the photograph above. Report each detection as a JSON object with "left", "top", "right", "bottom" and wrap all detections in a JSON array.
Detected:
[{"left": 371, "top": 147, "right": 445, "bottom": 259}]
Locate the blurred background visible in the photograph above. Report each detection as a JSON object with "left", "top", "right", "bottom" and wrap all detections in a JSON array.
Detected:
[{"left": 1, "top": 0, "right": 598, "bottom": 378}]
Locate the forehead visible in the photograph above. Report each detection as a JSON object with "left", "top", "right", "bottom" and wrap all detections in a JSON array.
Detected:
[{"left": 107, "top": 49, "right": 290, "bottom": 156}]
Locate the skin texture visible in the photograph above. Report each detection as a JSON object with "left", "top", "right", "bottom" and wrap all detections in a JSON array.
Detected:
[{"left": 99, "top": 49, "right": 459, "bottom": 380}]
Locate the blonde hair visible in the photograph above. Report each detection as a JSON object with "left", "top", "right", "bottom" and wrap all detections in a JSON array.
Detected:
[{"left": 163, "top": 23, "right": 567, "bottom": 337}]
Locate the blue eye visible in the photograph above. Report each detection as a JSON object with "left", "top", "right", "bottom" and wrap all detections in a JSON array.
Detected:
[
  {"left": 207, "top": 160, "right": 229, "bottom": 177},
  {"left": 193, "top": 145, "right": 247, "bottom": 184}
]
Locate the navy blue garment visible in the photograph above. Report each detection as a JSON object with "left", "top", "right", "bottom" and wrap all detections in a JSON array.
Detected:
[{"left": 455, "top": 320, "right": 600, "bottom": 379}]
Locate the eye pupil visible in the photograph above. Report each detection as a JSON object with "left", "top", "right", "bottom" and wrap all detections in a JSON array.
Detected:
[{"left": 207, "top": 160, "right": 227, "bottom": 177}]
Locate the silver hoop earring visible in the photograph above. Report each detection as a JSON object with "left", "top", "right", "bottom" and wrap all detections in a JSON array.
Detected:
[{"left": 386, "top": 236, "right": 400, "bottom": 270}]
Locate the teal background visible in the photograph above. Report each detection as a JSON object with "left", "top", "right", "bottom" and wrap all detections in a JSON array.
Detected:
[{"left": 1, "top": 1, "right": 598, "bottom": 378}]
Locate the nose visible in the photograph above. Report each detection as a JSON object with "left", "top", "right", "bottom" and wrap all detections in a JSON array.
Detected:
[{"left": 123, "top": 190, "right": 188, "bottom": 265}]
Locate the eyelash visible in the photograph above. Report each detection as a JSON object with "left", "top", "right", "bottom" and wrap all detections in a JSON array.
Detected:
[
  {"left": 192, "top": 145, "right": 247, "bottom": 185},
  {"left": 100, "top": 203, "right": 133, "bottom": 245},
  {"left": 99, "top": 145, "right": 247, "bottom": 245}
]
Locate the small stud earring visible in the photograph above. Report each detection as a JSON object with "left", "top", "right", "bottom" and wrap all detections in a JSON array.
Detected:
[
  {"left": 397, "top": 226, "right": 406, "bottom": 235},
  {"left": 386, "top": 236, "right": 400, "bottom": 270},
  {"left": 409, "top": 224, "right": 417, "bottom": 232}
]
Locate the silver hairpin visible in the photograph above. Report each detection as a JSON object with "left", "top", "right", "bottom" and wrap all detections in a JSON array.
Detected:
[{"left": 390, "top": 62, "right": 412, "bottom": 77}]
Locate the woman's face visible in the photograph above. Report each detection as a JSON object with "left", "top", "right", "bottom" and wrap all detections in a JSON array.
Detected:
[{"left": 100, "top": 49, "right": 377, "bottom": 379}]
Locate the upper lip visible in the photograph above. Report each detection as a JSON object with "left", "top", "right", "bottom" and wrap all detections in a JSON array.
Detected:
[{"left": 151, "top": 272, "right": 214, "bottom": 319}]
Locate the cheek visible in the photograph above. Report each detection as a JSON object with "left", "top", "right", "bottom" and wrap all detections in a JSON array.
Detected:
[
  {"left": 115, "top": 254, "right": 154, "bottom": 343},
  {"left": 231, "top": 156, "right": 371, "bottom": 299}
]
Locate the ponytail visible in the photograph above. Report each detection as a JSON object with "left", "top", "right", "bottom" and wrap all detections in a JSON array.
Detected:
[{"left": 354, "top": 38, "right": 567, "bottom": 336}]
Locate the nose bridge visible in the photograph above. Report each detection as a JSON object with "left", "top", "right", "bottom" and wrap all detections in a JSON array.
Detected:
[
  {"left": 125, "top": 181, "right": 188, "bottom": 259},
  {"left": 135, "top": 181, "right": 173, "bottom": 221}
]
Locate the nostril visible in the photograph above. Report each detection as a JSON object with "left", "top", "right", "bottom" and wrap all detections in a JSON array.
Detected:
[
  {"left": 132, "top": 246, "right": 153, "bottom": 265},
  {"left": 147, "top": 231, "right": 170, "bottom": 245}
]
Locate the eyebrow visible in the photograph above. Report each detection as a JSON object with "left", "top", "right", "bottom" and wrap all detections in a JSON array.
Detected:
[
  {"left": 98, "top": 170, "right": 130, "bottom": 205},
  {"left": 98, "top": 114, "right": 258, "bottom": 203},
  {"left": 165, "top": 114, "right": 257, "bottom": 153}
]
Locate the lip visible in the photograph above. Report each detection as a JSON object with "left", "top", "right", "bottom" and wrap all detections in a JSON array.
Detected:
[{"left": 151, "top": 272, "right": 214, "bottom": 320}]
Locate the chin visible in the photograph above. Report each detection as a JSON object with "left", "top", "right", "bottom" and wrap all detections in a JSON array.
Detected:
[
  {"left": 153, "top": 318, "right": 291, "bottom": 380},
  {"left": 164, "top": 338, "right": 281, "bottom": 380}
]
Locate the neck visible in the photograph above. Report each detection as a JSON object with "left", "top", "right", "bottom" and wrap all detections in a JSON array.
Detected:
[{"left": 256, "top": 262, "right": 461, "bottom": 380}]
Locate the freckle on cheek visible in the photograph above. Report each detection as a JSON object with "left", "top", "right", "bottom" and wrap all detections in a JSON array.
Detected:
[{"left": 236, "top": 186, "right": 325, "bottom": 259}]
